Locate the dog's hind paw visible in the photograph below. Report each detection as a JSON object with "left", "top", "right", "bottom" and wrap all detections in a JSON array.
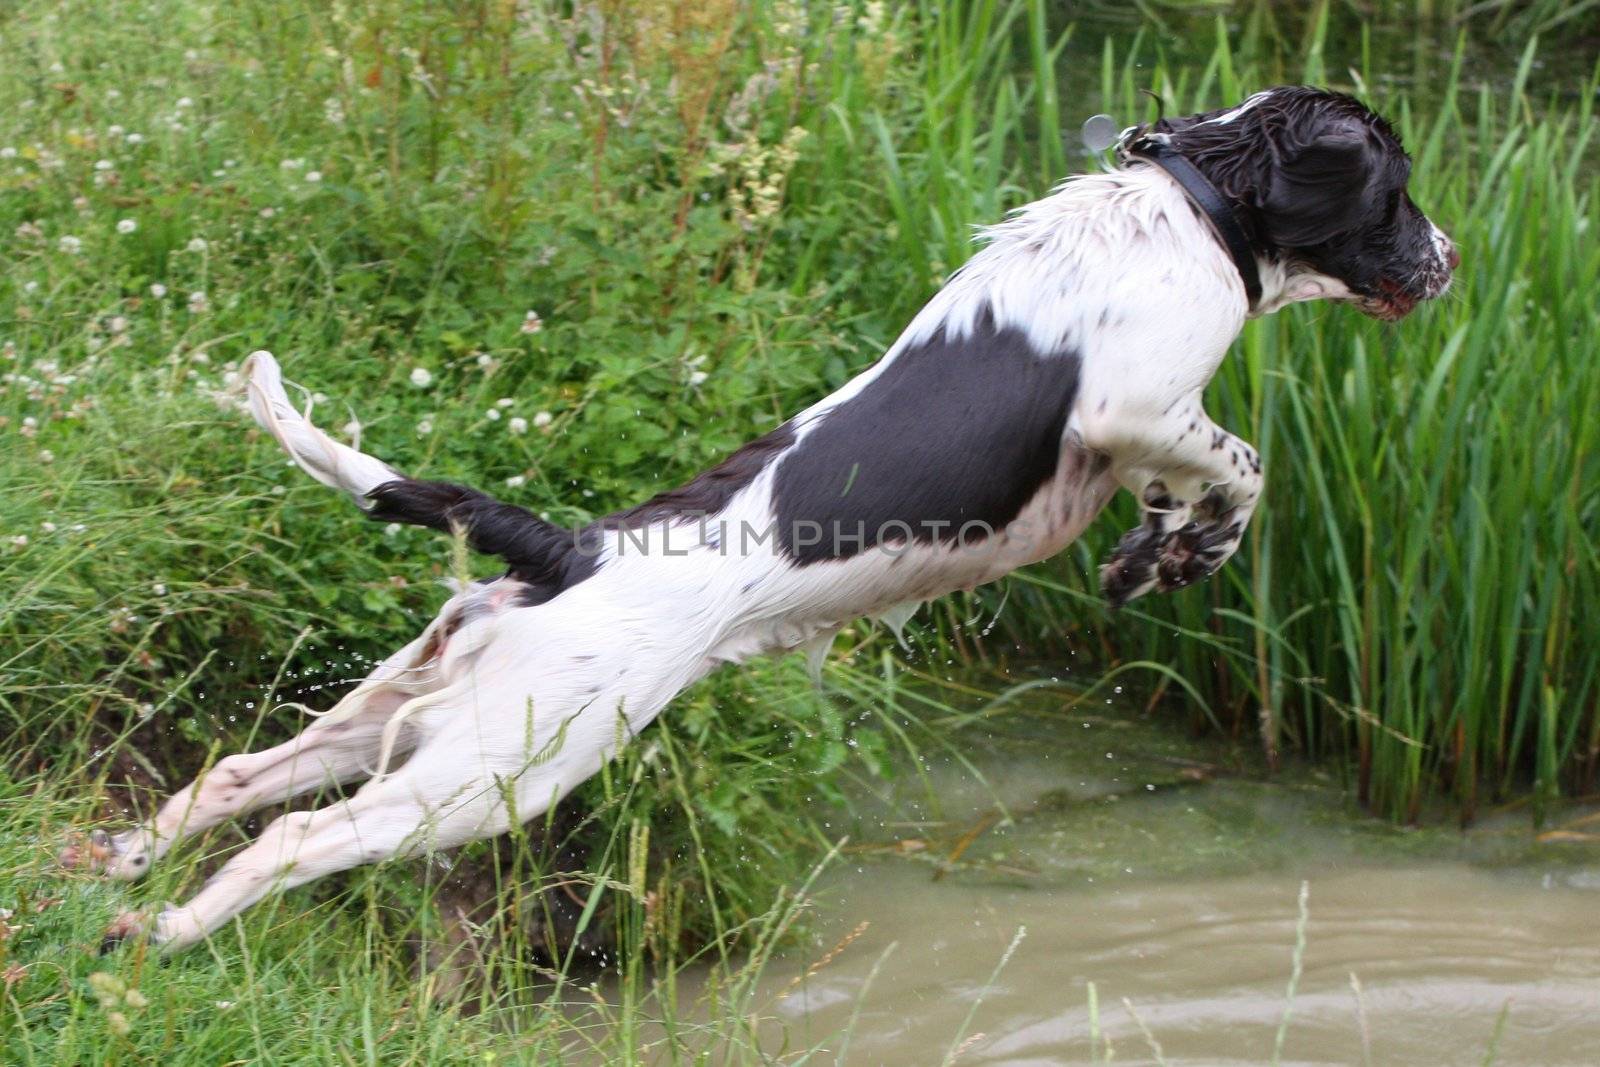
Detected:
[
  {"left": 100, "top": 910, "right": 151, "bottom": 954},
  {"left": 58, "top": 829, "right": 115, "bottom": 873},
  {"left": 59, "top": 829, "right": 152, "bottom": 881}
]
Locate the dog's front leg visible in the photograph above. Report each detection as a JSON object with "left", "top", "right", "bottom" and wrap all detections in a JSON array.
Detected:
[{"left": 1088, "top": 394, "right": 1263, "bottom": 607}]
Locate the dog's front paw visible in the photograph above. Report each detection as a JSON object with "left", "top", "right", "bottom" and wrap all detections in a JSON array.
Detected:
[
  {"left": 1153, "top": 509, "right": 1244, "bottom": 594},
  {"left": 1100, "top": 525, "right": 1165, "bottom": 608}
]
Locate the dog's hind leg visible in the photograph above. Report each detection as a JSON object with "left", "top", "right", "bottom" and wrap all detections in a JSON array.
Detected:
[{"left": 61, "top": 632, "right": 439, "bottom": 881}]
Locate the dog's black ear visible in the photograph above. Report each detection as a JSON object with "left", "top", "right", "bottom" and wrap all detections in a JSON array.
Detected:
[{"left": 1257, "top": 127, "right": 1376, "bottom": 248}]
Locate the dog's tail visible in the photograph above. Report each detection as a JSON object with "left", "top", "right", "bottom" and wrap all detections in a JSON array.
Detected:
[{"left": 243, "top": 351, "right": 587, "bottom": 586}]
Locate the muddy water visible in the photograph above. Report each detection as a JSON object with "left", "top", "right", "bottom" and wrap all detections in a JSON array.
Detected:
[{"left": 747, "top": 712, "right": 1600, "bottom": 1065}]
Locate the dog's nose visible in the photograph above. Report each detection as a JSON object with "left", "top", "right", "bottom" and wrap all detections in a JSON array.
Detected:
[{"left": 1446, "top": 242, "right": 1460, "bottom": 270}]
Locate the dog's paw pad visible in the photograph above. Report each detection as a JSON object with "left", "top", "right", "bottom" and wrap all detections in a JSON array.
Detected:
[
  {"left": 1153, "top": 517, "right": 1244, "bottom": 593},
  {"left": 59, "top": 829, "right": 115, "bottom": 872},
  {"left": 1101, "top": 527, "right": 1163, "bottom": 608},
  {"left": 100, "top": 911, "right": 149, "bottom": 954}
]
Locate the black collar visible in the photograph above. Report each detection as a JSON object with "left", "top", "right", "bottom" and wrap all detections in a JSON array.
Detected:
[{"left": 1121, "top": 135, "right": 1263, "bottom": 310}]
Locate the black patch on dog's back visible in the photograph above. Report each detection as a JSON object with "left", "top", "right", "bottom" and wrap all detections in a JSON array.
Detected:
[{"left": 772, "top": 310, "right": 1080, "bottom": 564}]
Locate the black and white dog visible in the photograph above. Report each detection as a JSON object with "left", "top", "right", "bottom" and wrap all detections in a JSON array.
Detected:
[{"left": 70, "top": 87, "right": 1455, "bottom": 950}]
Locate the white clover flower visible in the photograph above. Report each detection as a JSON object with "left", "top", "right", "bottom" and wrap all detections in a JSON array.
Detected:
[
  {"left": 94, "top": 159, "right": 113, "bottom": 171},
  {"left": 108, "top": 124, "right": 125, "bottom": 138},
  {"left": 0, "top": 147, "right": 15, "bottom": 159},
  {"left": 38, "top": 450, "right": 53, "bottom": 463},
  {"left": 495, "top": 397, "right": 514, "bottom": 409},
  {"left": 185, "top": 237, "right": 207, "bottom": 253},
  {"left": 125, "top": 132, "right": 144, "bottom": 145},
  {"left": 57, "top": 235, "right": 82, "bottom": 254},
  {"left": 505, "top": 475, "right": 526, "bottom": 488},
  {"left": 149, "top": 283, "right": 167, "bottom": 298},
  {"left": 508, "top": 416, "right": 528, "bottom": 434},
  {"left": 689, "top": 370, "right": 708, "bottom": 386},
  {"left": 475, "top": 352, "right": 494, "bottom": 367},
  {"left": 10, "top": 535, "right": 27, "bottom": 548},
  {"left": 186, "top": 290, "right": 208, "bottom": 313},
  {"left": 532, "top": 410, "right": 553, "bottom": 429},
  {"left": 116, "top": 218, "right": 137, "bottom": 235},
  {"left": 108, "top": 316, "right": 129, "bottom": 334},
  {"left": 520, "top": 310, "right": 543, "bottom": 334},
  {"left": 485, "top": 408, "right": 501, "bottom": 421},
  {"left": 304, "top": 170, "right": 322, "bottom": 183},
  {"left": 383, "top": 523, "right": 401, "bottom": 537},
  {"left": 21, "top": 281, "right": 37, "bottom": 294},
  {"left": 152, "top": 583, "right": 167, "bottom": 596},
  {"left": 40, "top": 521, "right": 56, "bottom": 532},
  {"left": 259, "top": 207, "right": 276, "bottom": 219},
  {"left": 279, "top": 158, "right": 303, "bottom": 171},
  {"left": 408, "top": 366, "right": 433, "bottom": 388},
  {"left": 176, "top": 96, "right": 193, "bottom": 109}
]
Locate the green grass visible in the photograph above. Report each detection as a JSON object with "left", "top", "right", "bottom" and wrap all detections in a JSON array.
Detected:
[{"left": 1, "top": 0, "right": 1597, "bottom": 1061}]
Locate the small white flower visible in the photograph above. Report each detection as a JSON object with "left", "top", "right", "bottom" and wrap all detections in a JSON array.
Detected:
[
  {"left": 214, "top": 1000, "right": 235, "bottom": 1012},
  {"left": 38, "top": 450, "right": 54, "bottom": 463},
  {"left": 532, "top": 410, "right": 553, "bottom": 429},
  {"left": 187, "top": 290, "right": 208, "bottom": 313},
  {"left": 279, "top": 158, "right": 303, "bottom": 171},
  {"left": 40, "top": 521, "right": 56, "bottom": 532},
  {"left": 496, "top": 397, "right": 514, "bottom": 409},
  {"left": 688, "top": 370, "right": 708, "bottom": 387},
  {"left": 152, "top": 583, "right": 167, "bottom": 595},
  {"left": 383, "top": 523, "right": 401, "bottom": 537},
  {"left": 116, "top": 218, "right": 137, "bottom": 234},
  {"left": 176, "top": 96, "right": 194, "bottom": 109},
  {"left": 22, "top": 281, "right": 37, "bottom": 294},
  {"left": 108, "top": 315, "right": 129, "bottom": 334},
  {"left": 304, "top": 170, "right": 322, "bottom": 183},
  {"left": 138, "top": 702, "right": 155, "bottom": 718},
  {"left": 185, "top": 237, "right": 207, "bottom": 253},
  {"left": 94, "top": 159, "right": 113, "bottom": 171},
  {"left": 149, "top": 283, "right": 167, "bottom": 298},
  {"left": 57, "top": 235, "right": 82, "bottom": 254},
  {"left": 485, "top": 408, "right": 501, "bottom": 421},
  {"left": 108, "top": 124, "right": 125, "bottom": 138},
  {"left": 520, "top": 310, "right": 543, "bottom": 334},
  {"left": 259, "top": 207, "right": 276, "bottom": 219},
  {"left": 125, "top": 132, "right": 144, "bottom": 145},
  {"left": 409, "top": 366, "right": 433, "bottom": 388},
  {"left": 508, "top": 416, "right": 528, "bottom": 434},
  {"left": 0, "top": 147, "right": 15, "bottom": 159},
  {"left": 475, "top": 352, "right": 494, "bottom": 367},
  {"left": 415, "top": 418, "right": 433, "bottom": 435},
  {"left": 10, "top": 535, "right": 27, "bottom": 548},
  {"left": 505, "top": 475, "right": 526, "bottom": 488}
]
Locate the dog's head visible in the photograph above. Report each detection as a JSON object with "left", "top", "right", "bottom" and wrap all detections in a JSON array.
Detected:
[{"left": 1141, "top": 86, "right": 1455, "bottom": 320}]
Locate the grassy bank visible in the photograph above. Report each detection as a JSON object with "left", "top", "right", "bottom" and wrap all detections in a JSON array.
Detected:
[{"left": 2, "top": 0, "right": 1597, "bottom": 1060}]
